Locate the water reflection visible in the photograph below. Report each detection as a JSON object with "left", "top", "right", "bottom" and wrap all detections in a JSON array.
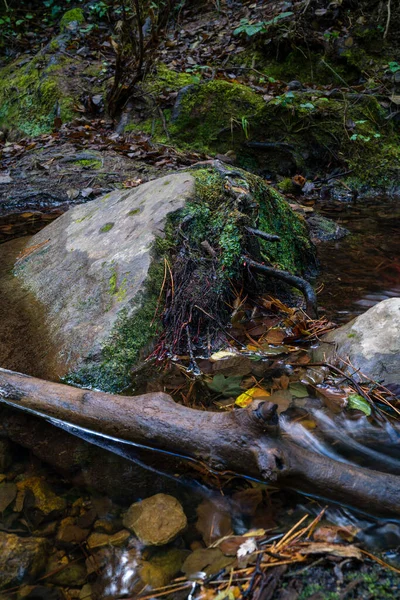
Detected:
[{"left": 316, "top": 197, "right": 400, "bottom": 322}]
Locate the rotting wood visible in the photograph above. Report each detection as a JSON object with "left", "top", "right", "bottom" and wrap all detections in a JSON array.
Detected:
[{"left": 1, "top": 367, "right": 400, "bottom": 517}]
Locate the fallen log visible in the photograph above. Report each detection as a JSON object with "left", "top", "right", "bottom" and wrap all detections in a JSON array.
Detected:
[{"left": 1, "top": 367, "right": 400, "bottom": 517}]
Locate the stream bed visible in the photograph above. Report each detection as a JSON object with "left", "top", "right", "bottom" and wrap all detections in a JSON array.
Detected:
[{"left": 0, "top": 196, "right": 399, "bottom": 598}]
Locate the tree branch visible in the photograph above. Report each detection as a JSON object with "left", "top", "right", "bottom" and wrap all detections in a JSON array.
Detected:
[{"left": 1, "top": 368, "right": 400, "bottom": 517}]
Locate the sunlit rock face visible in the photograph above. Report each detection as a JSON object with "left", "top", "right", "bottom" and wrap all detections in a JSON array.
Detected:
[
  {"left": 315, "top": 298, "right": 400, "bottom": 384},
  {"left": 15, "top": 173, "right": 195, "bottom": 390}
]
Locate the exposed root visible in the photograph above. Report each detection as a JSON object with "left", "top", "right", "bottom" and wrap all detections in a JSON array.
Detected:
[{"left": 243, "top": 256, "right": 318, "bottom": 319}]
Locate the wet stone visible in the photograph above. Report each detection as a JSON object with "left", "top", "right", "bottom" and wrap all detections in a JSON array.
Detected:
[
  {"left": 122, "top": 493, "right": 187, "bottom": 546},
  {"left": 140, "top": 548, "right": 188, "bottom": 588},
  {"left": 0, "top": 439, "right": 12, "bottom": 471},
  {"left": 0, "top": 531, "right": 49, "bottom": 587},
  {"left": 45, "top": 553, "right": 87, "bottom": 586},
  {"left": 87, "top": 529, "right": 131, "bottom": 549},
  {"left": 16, "top": 477, "right": 66, "bottom": 520},
  {"left": 56, "top": 516, "right": 90, "bottom": 546},
  {"left": 0, "top": 482, "right": 17, "bottom": 512}
]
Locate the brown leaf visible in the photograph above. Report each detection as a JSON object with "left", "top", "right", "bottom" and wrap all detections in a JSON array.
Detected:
[
  {"left": 196, "top": 499, "right": 232, "bottom": 546},
  {"left": 313, "top": 525, "right": 358, "bottom": 544},
  {"left": 298, "top": 542, "right": 362, "bottom": 559},
  {"left": 264, "top": 328, "right": 286, "bottom": 344}
]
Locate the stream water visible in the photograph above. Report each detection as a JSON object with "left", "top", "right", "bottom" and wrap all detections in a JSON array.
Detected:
[{"left": 0, "top": 196, "right": 399, "bottom": 597}]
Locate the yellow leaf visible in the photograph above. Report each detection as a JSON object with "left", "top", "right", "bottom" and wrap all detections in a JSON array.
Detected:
[
  {"left": 235, "top": 387, "right": 270, "bottom": 408},
  {"left": 246, "top": 344, "right": 259, "bottom": 351}
]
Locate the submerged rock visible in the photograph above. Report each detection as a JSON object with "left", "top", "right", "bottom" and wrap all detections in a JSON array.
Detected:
[
  {"left": 0, "top": 438, "right": 12, "bottom": 471},
  {"left": 307, "top": 213, "right": 349, "bottom": 243},
  {"left": 0, "top": 531, "right": 49, "bottom": 587},
  {"left": 123, "top": 493, "right": 187, "bottom": 546},
  {"left": 0, "top": 482, "right": 17, "bottom": 512},
  {"left": 315, "top": 298, "right": 400, "bottom": 384},
  {"left": 16, "top": 477, "right": 66, "bottom": 522},
  {"left": 16, "top": 173, "right": 195, "bottom": 391},
  {"left": 140, "top": 548, "right": 188, "bottom": 588}
]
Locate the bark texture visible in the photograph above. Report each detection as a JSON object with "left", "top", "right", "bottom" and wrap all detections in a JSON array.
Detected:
[{"left": 1, "top": 367, "right": 399, "bottom": 517}]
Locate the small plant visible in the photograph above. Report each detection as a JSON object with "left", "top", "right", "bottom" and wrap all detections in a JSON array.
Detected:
[
  {"left": 323, "top": 30, "right": 340, "bottom": 41},
  {"left": 387, "top": 61, "right": 400, "bottom": 74},
  {"left": 241, "top": 116, "right": 250, "bottom": 139},
  {"left": 89, "top": 1, "right": 109, "bottom": 19},
  {"left": 272, "top": 91, "right": 295, "bottom": 107},
  {"left": 234, "top": 12, "right": 293, "bottom": 37}
]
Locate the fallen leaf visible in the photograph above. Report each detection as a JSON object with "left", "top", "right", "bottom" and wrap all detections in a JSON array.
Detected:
[
  {"left": 347, "top": 393, "right": 371, "bottom": 416},
  {"left": 235, "top": 386, "right": 270, "bottom": 408},
  {"left": 289, "top": 382, "right": 309, "bottom": 398},
  {"left": 298, "top": 542, "right": 362, "bottom": 559},
  {"left": 237, "top": 538, "right": 257, "bottom": 558}
]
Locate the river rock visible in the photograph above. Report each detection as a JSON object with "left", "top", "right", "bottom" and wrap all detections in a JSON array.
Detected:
[
  {"left": 0, "top": 438, "right": 12, "bottom": 471},
  {"left": 122, "top": 493, "right": 187, "bottom": 546},
  {"left": 0, "top": 531, "right": 49, "bottom": 587},
  {"left": 56, "top": 516, "right": 89, "bottom": 546},
  {"left": 15, "top": 173, "right": 195, "bottom": 391},
  {"left": 16, "top": 477, "right": 66, "bottom": 521},
  {"left": 315, "top": 298, "right": 400, "bottom": 384},
  {"left": 0, "top": 482, "right": 17, "bottom": 512}
]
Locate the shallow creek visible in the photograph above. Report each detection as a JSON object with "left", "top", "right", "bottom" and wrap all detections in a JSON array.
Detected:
[{"left": 0, "top": 197, "right": 399, "bottom": 597}]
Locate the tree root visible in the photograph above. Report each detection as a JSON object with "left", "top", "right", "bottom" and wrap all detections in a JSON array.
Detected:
[
  {"left": 242, "top": 256, "right": 318, "bottom": 318},
  {"left": 1, "top": 367, "right": 400, "bottom": 517}
]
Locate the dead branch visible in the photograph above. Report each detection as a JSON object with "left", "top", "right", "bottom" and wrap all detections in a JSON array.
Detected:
[
  {"left": 1, "top": 368, "right": 400, "bottom": 517},
  {"left": 242, "top": 256, "right": 318, "bottom": 319},
  {"left": 245, "top": 227, "right": 281, "bottom": 243}
]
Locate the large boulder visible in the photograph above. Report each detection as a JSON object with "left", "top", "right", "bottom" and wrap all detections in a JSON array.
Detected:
[
  {"left": 14, "top": 166, "right": 314, "bottom": 391},
  {"left": 315, "top": 298, "right": 400, "bottom": 384},
  {"left": 15, "top": 173, "right": 195, "bottom": 391}
]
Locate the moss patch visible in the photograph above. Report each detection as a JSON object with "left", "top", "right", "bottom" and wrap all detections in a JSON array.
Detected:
[
  {"left": 169, "top": 79, "right": 265, "bottom": 153},
  {"left": 0, "top": 54, "right": 76, "bottom": 136},
  {"left": 100, "top": 222, "right": 114, "bottom": 233},
  {"left": 64, "top": 258, "right": 166, "bottom": 392},
  {"left": 74, "top": 159, "right": 102, "bottom": 169},
  {"left": 60, "top": 8, "right": 85, "bottom": 31}
]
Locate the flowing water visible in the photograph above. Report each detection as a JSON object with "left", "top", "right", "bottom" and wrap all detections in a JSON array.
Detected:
[{"left": 0, "top": 196, "right": 400, "bottom": 596}]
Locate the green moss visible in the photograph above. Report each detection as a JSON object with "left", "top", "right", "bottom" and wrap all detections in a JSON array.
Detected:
[
  {"left": 128, "top": 208, "right": 141, "bottom": 216},
  {"left": 74, "top": 159, "right": 102, "bottom": 169},
  {"left": 65, "top": 258, "right": 166, "bottom": 392},
  {"left": 60, "top": 8, "right": 85, "bottom": 31},
  {"left": 169, "top": 80, "right": 265, "bottom": 153},
  {"left": 109, "top": 269, "right": 118, "bottom": 295},
  {"left": 277, "top": 178, "right": 295, "bottom": 193},
  {"left": 146, "top": 63, "right": 196, "bottom": 95},
  {"left": 0, "top": 54, "right": 76, "bottom": 136},
  {"left": 49, "top": 39, "right": 60, "bottom": 52},
  {"left": 100, "top": 222, "right": 115, "bottom": 234}
]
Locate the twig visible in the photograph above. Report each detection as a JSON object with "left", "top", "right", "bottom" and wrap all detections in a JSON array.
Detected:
[
  {"left": 242, "top": 257, "right": 318, "bottom": 319},
  {"left": 384, "top": 0, "right": 391, "bottom": 39},
  {"left": 245, "top": 227, "right": 281, "bottom": 243}
]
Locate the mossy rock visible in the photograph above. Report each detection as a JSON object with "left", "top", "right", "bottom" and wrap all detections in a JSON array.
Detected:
[
  {"left": 0, "top": 27, "right": 104, "bottom": 137},
  {"left": 132, "top": 72, "right": 400, "bottom": 186},
  {"left": 14, "top": 169, "right": 314, "bottom": 392},
  {"left": 60, "top": 8, "right": 85, "bottom": 31}
]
